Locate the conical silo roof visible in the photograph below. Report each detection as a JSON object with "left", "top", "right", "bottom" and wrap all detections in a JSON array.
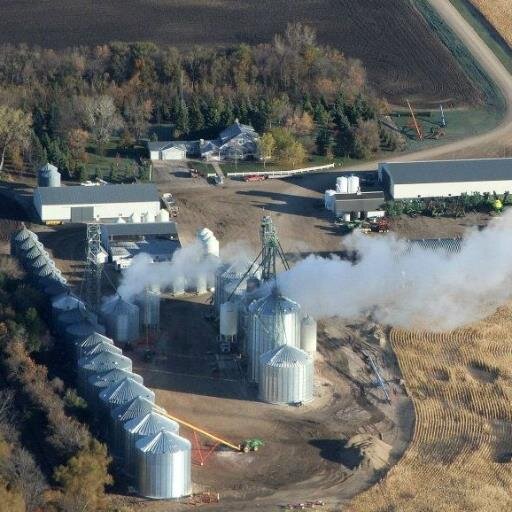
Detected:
[
  {"left": 58, "top": 307, "right": 86, "bottom": 327},
  {"left": 124, "top": 411, "right": 179, "bottom": 437},
  {"left": 99, "top": 377, "right": 154, "bottom": 405},
  {"left": 135, "top": 429, "right": 191, "bottom": 454},
  {"left": 111, "top": 396, "right": 161, "bottom": 425},
  {"left": 52, "top": 293, "right": 84, "bottom": 313},
  {"left": 82, "top": 340, "right": 122, "bottom": 358},
  {"left": 249, "top": 290, "right": 300, "bottom": 316},
  {"left": 74, "top": 331, "right": 113, "bottom": 356},
  {"left": 39, "top": 162, "right": 59, "bottom": 174},
  {"left": 13, "top": 226, "right": 36, "bottom": 244},
  {"left": 65, "top": 320, "right": 105, "bottom": 342},
  {"left": 260, "top": 344, "right": 311, "bottom": 367},
  {"left": 21, "top": 238, "right": 39, "bottom": 253},
  {"left": 31, "top": 254, "right": 53, "bottom": 269},
  {"left": 89, "top": 368, "right": 143, "bottom": 393},
  {"left": 78, "top": 350, "right": 131, "bottom": 373}
]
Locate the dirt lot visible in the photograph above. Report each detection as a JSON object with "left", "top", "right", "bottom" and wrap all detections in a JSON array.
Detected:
[{"left": 0, "top": 0, "right": 481, "bottom": 105}]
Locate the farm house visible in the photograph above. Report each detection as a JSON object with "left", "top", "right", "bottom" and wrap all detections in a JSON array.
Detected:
[
  {"left": 33, "top": 184, "right": 161, "bottom": 224},
  {"left": 379, "top": 158, "right": 512, "bottom": 199}
]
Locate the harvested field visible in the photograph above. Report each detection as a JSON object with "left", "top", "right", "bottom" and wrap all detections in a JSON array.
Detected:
[
  {"left": 348, "top": 306, "right": 512, "bottom": 512},
  {"left": 469, "top": 0, "right": 512, "bottom": 47},
  {"left": 0, "top": 0, "right": 482, "bottom": 105}
]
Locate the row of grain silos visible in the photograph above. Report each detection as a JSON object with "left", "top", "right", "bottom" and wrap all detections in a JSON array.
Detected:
[{"left": 10, "top": 226, "right": 193, "bottom": 500}]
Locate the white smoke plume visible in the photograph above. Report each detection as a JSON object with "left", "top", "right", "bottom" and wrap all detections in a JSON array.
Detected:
[
  {"left": 277, "top": 211, "right": 512, "bottom": 331},
  {"left": 116, "top": 240, "right": 221, "bottom": 301}
]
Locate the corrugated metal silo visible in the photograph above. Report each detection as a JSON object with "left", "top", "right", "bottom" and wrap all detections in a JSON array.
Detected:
[
  {"left": 247, "top": 290, "right": 301, "bottom": 382},
  {"left": 123, "top": 411, "right": 179, "bottom": 475},
  {"left": 300, "top": 316, "right": 317, "bottom": 358},
  {"left": 82, "top": 340, "right": 122, "bottom": 358},
  {"left": 135, "top": 430, "right": 192, "bottom": 499},
  {"left": 169, "top": 276, "right": 186, "bottom": 296},
  {"left": 37, "top": 163, "right": 61, "bottom": 187},
  {"left": 56, "top": 306, "right": 86, "bottom": 333},
  {"left": 87, "top": 368, "right": 143, "bottom": 410},
  {"left": 110, "top": 396, "right": 161, "bottom": 457},
  {"left": 101, "top": 296, "right": 140, "bottom": 344},
  {"left": 194, "top": 273, "right": 207, "bottom": 295},
  {"left": 65, "top": 320, "right": 106, "bottom": 345},
  {"left": 74, "top": 332, "right": 114, "bottom": 360},
  {"left": 77, "top": 351, "right": 132, "bottom": 397},
  {"left": 258, "top": 345, "right": 314, "bottom": 405},
  {"left": 51, "top": 293, "right": 85, "bottom": 321},
  {"left": 136, "top": 287, "right": 160, "bottom": 331},
  {"left": 98, "top": 377, "right": 155, "bottom": 422}
]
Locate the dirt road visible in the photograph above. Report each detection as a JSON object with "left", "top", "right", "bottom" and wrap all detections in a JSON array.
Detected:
[{"left": 342, "top": 0, "right": 512, "bottom": 172}]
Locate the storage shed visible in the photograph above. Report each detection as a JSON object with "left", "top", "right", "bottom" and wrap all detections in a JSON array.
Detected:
[
  {"left": 33, "top": 183, "right": 160, "bottom": 224},
  {"left": 379, "top": 158, "right": 512, "bottom": 200}
]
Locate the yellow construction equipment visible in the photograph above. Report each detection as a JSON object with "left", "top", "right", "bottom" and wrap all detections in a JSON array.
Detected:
[
  {"left": 406, "top": 99, "right": 423, "bottom": 140},
  {"left": 162, "top": 411, "right": 241, "bottom": 452}
]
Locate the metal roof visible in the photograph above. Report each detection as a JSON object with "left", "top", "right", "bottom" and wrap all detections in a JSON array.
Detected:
[
  {"left": 99, "top": 377, "right": 155, "bottom": 405},
  {"left": 135, "top": 429, "right": 191, "bottom": 454},
  {"left": 124, "top": 411, "right": 179, "bottom": 436},
  {"left": 74, "top": 331, "right": 112, "bottom": 348},
  {"left": 88, "top": 368, "right": 143, "bottom": 390},
  {"left": 219, "top": 121, "right": 257, "bottom": 142},
  {"left": 381, "top": 158, "right": 512, "bottom": 184},
  {"left": 260, "top": 345, "right": 311, "bottom": 368},
  {"left": 406, "top": 238, "right": 463, "bottom": 254},
  {"left": 111, "top": 396, "right": 160, "bottom": 423},
  {"left": 334, "top": 191, "right": 385, "bottom": 212},
  {"left": 102, "top": 222, "right": 178, "bottom": 238},
  {"left": 36, "top": 183, "right": 159, "bottom": 206},
  {"left": 39, "top": 162, "right": 60, "bottom": 175}
]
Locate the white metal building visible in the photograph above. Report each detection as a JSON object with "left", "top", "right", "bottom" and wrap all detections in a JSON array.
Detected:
[
  {"left": 379, "top": 158, "right": 512, "bottom": 199},
  {"left": 34, "top": 184, "right": 161, "bottom": 224},
  {"left": 147, "top": 142, "right": 187, "bottom": 161}
]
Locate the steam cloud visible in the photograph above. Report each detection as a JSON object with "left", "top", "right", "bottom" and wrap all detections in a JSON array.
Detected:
[{"left": 277, "top": 211, "right": 512, "bottom": 331}]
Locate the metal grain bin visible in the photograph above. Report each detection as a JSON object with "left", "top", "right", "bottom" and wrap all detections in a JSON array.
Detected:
[
  {"left": 52, "top": 293, "right": 85, "bottom": 322},
  {"left": 136, "top": 288, "right": 160, "bottom": 330},
  {"left": 101, "top": 296, "right": 140, "bottom": 345},
  {"left": 135, "top": 430, "right": 192, "bottom": 499},
  {"left": 110, "top": 396, "right": 162, "bottom": 457},
  {"left": 74, "top": 332, "right": 114, "bottom": 360},
  {"left": 56, "top": 307, "right": 85, "bottom": 333},
  {"left": 65, "top": 320, "right": 106, "bottom": 345},
  {"left": 247, "top": 290, "right": 301, "bottom": 382},
  {"left": 37, "top": 163, "right": 61, "bottom": 187},
  {"left": 30, "top": 254, "right": 52, "bottom": 270},
  {"left": 77, "top": 351, "right": 132, "bottom": 397},
  {"left": 259, "top": 345, "right": 314, "bottom": 405},
  {"left": 44, "top": 281, "right": 69, "bottom": 298},
  {"left": 300, "top": 315, "right": 317, "bottom": 358},
  {"left": 82, "top": 340, "right": 122, "bottom": 358},
  {"left": 87, "top": 368, "right": 143, "bottom": 410},
  {"left": 123, "top": 412, "right": 179, "bottom": 475},
  {"left": 98, "top": 378, "right": 155, "bottom": 422}
]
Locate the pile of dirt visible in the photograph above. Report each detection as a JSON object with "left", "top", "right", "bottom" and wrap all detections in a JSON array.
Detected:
[{"left": 346, "top": 434, "right": 392, "bottom": 472}]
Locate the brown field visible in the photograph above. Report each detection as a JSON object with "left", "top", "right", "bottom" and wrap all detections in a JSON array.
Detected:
[
  {"left": 470, "top": 0, "right": 512, "bottom": 47},
  {"left": 348, "top": 307, "right": 512, "bottom": 512},
  {"left": 0, "top": 0, "right": 481, "bottom": 105}
]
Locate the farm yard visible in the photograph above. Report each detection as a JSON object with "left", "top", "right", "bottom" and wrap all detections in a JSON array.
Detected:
[
  {"left": 348, "top": 306, "right": 512, "bottom": 512},
  {"left": 0, "top": 0, "right": 483, "bottom": 106}
]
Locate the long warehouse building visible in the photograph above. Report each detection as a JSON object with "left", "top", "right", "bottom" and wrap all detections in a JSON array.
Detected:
[
  {"left": 379, "top": 158, "right": 512, "bottom": 199},
  {"left": 34, "top": 183, "right": 161, "bottom": 224}
]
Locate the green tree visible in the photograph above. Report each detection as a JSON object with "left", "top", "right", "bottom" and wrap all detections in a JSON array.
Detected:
[
  {"left": 259, "top": 132, "right": 276, "bottom": 168},
  {"left": 0, "top": 106, "right": 32, "bottom": 172},
  {"left": 352, "top": 119, "right": 380, "bottom": 159},
  {"left": 54, "top": 440, "right": 112, "bottom": 512},
  {"left": 271, "top": 128, "right": 306, "bottom": 168}
]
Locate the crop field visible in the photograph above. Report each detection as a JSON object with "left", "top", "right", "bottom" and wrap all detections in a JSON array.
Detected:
[
  {"left": 0, "top": 0, "right": 482, "bottom": 105},
  {"left": 469, "top": 0, "right": 512, "bottom": 47},
  {"left": 348, "top": 306, "right": 512, "bottom": 512}
]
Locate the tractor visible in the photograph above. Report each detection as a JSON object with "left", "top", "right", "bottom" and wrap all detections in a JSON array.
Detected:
[{"left": 241, "top": 438, "right": 264, "bottom": 452}]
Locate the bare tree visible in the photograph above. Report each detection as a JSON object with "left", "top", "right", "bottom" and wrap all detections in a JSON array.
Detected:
[{"left": 79, "top": 95, "right": 123, "bottom": 155}]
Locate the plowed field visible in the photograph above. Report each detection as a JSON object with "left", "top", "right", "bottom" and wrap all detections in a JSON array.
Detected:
[
  {"left": 0, "top": 0, "right": 482, "bottom": 105},
  {"left": 348, "top": 306, "right": 512, "bottom": 512}
]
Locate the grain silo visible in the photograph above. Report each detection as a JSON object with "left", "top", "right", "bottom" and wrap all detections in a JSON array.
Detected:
[
  {"left": 300, "top": 315, "right": 317, "bottom": 358},
  {"left": 37, "top": 163, "right": 61, "bottom": 187},
  {"left": 74, "top": 331, "right": 114, "bottom": 360},
  {"left": 169, "top": 275, "right": 186, "bottom": 296},
  {"left": 219, "top": 301, "right": 238, "bottom": 344},
  {"left": 247, "top": 289, "right": 301, "bottom": 382},
  {"left": 101, "top": 296, "right": 140, "bottom": 345},
  {"left": 82, "top": 340, "right": 122, "bottom": 359},
  {"left": 56, "top": 306, "right": 87, "bottom": 334},
  {"left": 51, "top": 293, "right": 85, "bottom": 321},
  {"left": 135, "top": 430, "right": 192, "bottom": 499},
  {"left": 110, "top": 396, "right": 162, "bottom": 457},
  {"left": 136, "top": 286, "right": 160, "bottom": 332},
  {"left": 77, "top": 351, "right": 133, "bottom": 397},
  {"left": 122, "top": 411, "right": 179, "bottom": 475},
  {"left": 44, "top": 280, "right": 69, "bottom": 298},
  {"left": 87, "top": 369, "right": 143, "bottom": 410},
  {"left": 196, "top": 227, "right": 219, "bottom": 258},
  {"left": 258, "top": 345, "right": 314, "bottom": 405},
  {"left": 193, "top": 273, "right": 207, "bottom": 295},
  {"left": 98, "top": 377, "right": 155, "bottom": 422},
  {"left": 64, "top": 319, "right": 106, "bottom": 345}
]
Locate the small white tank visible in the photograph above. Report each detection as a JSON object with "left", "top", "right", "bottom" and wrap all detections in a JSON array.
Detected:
[
  {"left": 156, "top": 209, "right": 170, "bottom": 222},
  {"left": 348, "top": 175, "right": 360, "bottom": 194},
  {"left": 194, "top": 273, "right": 207, "bottom": 295},
  {"left": 220, "top": 302, "right": 238, "bottom": 338},
  {"left": 170, "top": 276, "right": 186, "bottom": 296},
  {"left": 196, "top": 228, "right": 219, "bottom": 258},
  {"left": 324, "top": 190, "right": 336, "bottom": 211},
  {"left": 343, "top": 213, "right": 351, "bottom": 222},
  {"left": 336, "top": 176, "right": 349, "bottom": 194},
  {"left": 300, "top": 315, "right": 317, "bottom": 358}
]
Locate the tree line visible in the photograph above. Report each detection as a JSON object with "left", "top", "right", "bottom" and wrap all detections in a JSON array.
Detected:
[
  {"left": 0, "top": 24, "right": 402, "bottom": 177},
  {"left": 0, "top": 256, "right": 112, "bottom": 512}
]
